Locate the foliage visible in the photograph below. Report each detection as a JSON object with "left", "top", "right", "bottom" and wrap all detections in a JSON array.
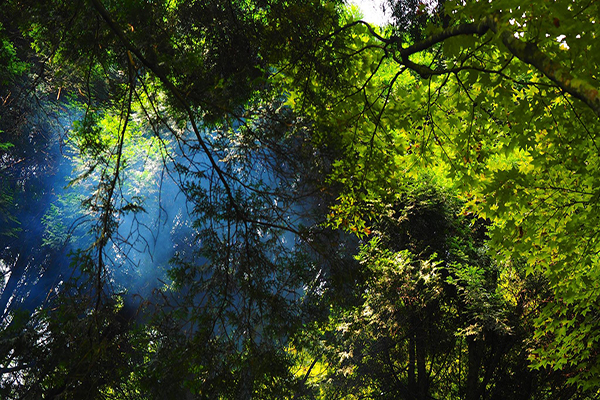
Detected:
[
  {"left": 278, "top": 0, "right": 600, "bottom": 389},
  {"left": 302, "top": 182, "right": 583, "bottom": 399},
  {"left": 3, "top": 0, "right": 600, "bottom": 397},
  {"left": 0, "top": 22, "right": 28, "bottom": 86},
  {"left": 0, "top": 263, "right": 149, "bottom": 400},
  {"left": 0, "top": 0, "right": 348, "bottom": 397}
]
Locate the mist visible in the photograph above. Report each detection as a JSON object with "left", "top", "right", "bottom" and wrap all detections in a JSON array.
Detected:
[{"left": 0, "top": 97, "right": 200, "bottom": 325}]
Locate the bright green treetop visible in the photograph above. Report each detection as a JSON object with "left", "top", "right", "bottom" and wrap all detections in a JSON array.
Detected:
[{"left": 285, "top": 0, "right": 600, "bottom": 389}]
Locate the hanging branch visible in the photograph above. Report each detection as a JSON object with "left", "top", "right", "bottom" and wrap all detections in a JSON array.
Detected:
[
  {"left": 89, "top": 0, "right": 244, "bottom": 220},
  {"left": 94, "top": 50, "right": 135, "bottom": 312}
]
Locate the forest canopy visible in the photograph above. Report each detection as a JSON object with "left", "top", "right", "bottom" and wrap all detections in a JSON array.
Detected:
[{"left": 1, "top": 0, "right": 600, "bottom": 398}]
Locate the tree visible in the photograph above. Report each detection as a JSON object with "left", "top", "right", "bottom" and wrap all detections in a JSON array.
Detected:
[
  {"left": 299, "top": 180, "right": 583, "bottom": 399},
  {"left": 285, "top": 0, "right": 600, "bottom": 389},
  {"left": 0, "top": 0, "right": 349, "bottom": 398},
  {"left": 3, "top": 0, "right": 600, "bottom": 396}
]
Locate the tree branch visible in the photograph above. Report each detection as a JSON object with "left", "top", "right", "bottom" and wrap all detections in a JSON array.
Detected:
[
  {"left": 494, "top": 27, "right": 600, "bottom": 117},
  {"left": 378, "top": 15, "right": 600, "bottom": 118},
  {"left": 89, "top": 0, "right": 244, "bottom": 219},
  {"left": 0, "top": 364, "right": 31, "bottom": 374},
  {"left": 399, "top": 17, "right": 493, "bottom": 55}
]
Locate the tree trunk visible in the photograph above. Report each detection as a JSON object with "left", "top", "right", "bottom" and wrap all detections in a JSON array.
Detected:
[
  {"left": 415, "top": 324, "right": 428, "bottom": 400},
  {"left": 408, "top": 331, "right": 416, "bottom": 397},
  {"left": 466, "top": 337, "right": 483, "bottom": 400}
]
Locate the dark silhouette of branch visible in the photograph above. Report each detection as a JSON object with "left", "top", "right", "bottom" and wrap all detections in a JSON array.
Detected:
[
  {"left": 354, "top": 14, "right": 600, "bottom": 117},
  {"left": 89, "top": 0, "right": 244, "bottom": 220}
]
